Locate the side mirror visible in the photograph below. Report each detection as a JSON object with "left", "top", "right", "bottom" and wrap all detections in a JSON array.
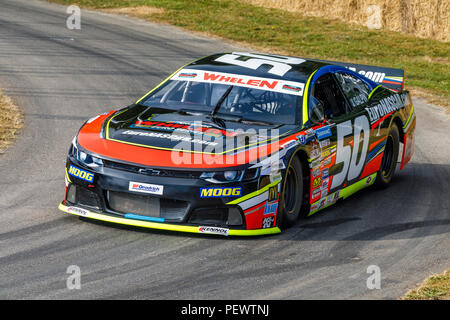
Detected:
[{"left": 309, "top": 96, "right": 325, "bottom": 124}]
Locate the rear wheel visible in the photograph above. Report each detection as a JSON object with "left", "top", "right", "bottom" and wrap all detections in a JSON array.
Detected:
[
  {"left": 375, "top": 124, "right": 400, "bottom": 188},
  {"left": 278, "top": 157, "right": 303, "bottom": 228}
]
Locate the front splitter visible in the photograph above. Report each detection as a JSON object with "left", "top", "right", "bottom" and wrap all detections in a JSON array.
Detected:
[{"left": 58, "top": 203, "right": 281, "bottom": 236}]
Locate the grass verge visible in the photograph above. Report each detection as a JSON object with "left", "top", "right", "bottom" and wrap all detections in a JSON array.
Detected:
[
  {"left": 403, "top": 269, "right": 450, "bottom": 300},
  {"left": 49, "top": 0, "right": 449, "bottom": 109},
  {"left": 0, "top": 90, "right": 23, "bottom": 154}
]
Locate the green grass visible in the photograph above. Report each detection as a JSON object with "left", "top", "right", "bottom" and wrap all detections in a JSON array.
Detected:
[
  {"left": 50, "top": 0, "right": 449, "bottom": 107},
  {"left": 403, "top": 269, "right": 450, "bottom": 300}
]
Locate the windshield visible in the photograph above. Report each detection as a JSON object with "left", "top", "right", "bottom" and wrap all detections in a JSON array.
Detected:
[{"left": 139, "top": 77, "right": 301, "bottom": 125}]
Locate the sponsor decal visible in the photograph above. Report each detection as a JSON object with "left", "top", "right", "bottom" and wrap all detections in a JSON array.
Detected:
[
  {"left": 315, "top": 126, "right": 332, "bottom": 140},
  {"left": 322, "top": 168, "right": 329, "bottom": 179},
  {"left": 321, "top": 177, "right": 329, "bottom": 190},
  {"left": 319, "top": 198, "right": 327, "bottom": 209},
  {"left": 346, "top": 67, "right": 387, "bottom": 83},
  {"left": 365, "top": 175, "right": 373, "bottom": 185},
  {"left": 326, "top": 194, "right": 334, "bottom": 205},
  {"left": 321, "top": 189, "right": 328, "bottom": 198},
  {"left": 171, "top": 69, "right": 305, "bottom": 96},
  {"left": 198, "top": 226, "right": 229, "bottom": 236},
  {"left": 365, "top": 94, "right": 404, "bottom": 124},
  {"left": 200, "top": 187, "right": 242, "bottom": 198},
  {"left": 67, "top": 206, "right": 88, "bottom": 217},
  {"left": 305, "top": 129, "right": 316, "bottom": 138},
  {"left": 349, "top": 93, "right": 368, "bottom": 107},
  {"left": 313, "top": 177, "right": 322, "bottom": 189},
  {"left": 68, "top": 165, "right": 94, "bottom": 183},
  {"left": 320, "top": 139, "right": 330, "bottom": 148},
  {"left": 321, "top": 149, "right": 331, "bottom": 159},
  {"left": 311, "top": 159, "right": 321, "bottom": 168},
  {"left": 297, "top": 134, "right": 306, "bottom": 144},
  {"left": 312, "top": 168, "right": 321, "bottom": 177},
  {"left": 281, "top": 140, "right": 298, "bottom": 150},
  {"left": 312, "top": 188, "right": 321, "bottom": 199},
  {"left": 321, "top": 158, "right": 332, "bottom": 166},
  {"left": 358, "top": 70, "right": 385, "bottom": 83},
  {"left": 179, "top": 72, "right": 197, "bottom": 78},
  {"left": 334, "top": 190, "right": 341, "bottom": 200},
  {"left": 311, "top": 190, "right": 341, "bottom": 213},
  {"left": 132, "top": 120, "right": 238, "bottom": 138},
  {"left": 121, "top": 130, "right": 218, "bottom": 146},
  {"left": 310, "top": 148, "right": 320, "bottom": 159},
  {"left": 129, "top": 181, "right": 164, "bottom": 195},
  {"left": 262, "top": 216, "right": 275, "bottom": 229},
  {"left": 282, "top": 84, "right": 303, "bottom": 93},
  {"left": 268, "top": 186, "right": 278, "bottom": 202},
  {"left": 264, "top": 201, "right": 278, "bottom": 215},
  {"left": 327, "top": 190, "right": 341, "bottom": 206}
]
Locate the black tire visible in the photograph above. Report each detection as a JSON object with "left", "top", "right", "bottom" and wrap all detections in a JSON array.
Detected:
[
  {"left": 374, "top": 124, "right": 400, "bottom": 189},
  {"left": 278, "top": 157, "right": 304, "bottom": 228}
]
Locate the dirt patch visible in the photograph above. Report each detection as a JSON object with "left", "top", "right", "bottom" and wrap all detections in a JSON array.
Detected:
[
  {"left": 0, "top": 90, "right": 23, "bottom": 153},
  {"left": 410, "top": 87, "right": 450, "bottom": 112},
  {"left": 99, "top": 6, "right": 166, "bottom": 19}
]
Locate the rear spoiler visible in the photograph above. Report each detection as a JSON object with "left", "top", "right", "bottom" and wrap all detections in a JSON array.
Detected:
[{"left": 315, "top": 59, "right": 405, "bottom": 92}]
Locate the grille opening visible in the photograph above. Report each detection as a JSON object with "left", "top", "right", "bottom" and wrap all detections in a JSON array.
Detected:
[
  {"left": 188, "top": 207, "right": 243, "bottom": 227},
  {"left": 107, "top": 191, "right": 189, "bottom": 221},
  {"left": 67, "top": 184, "right": 101, "bottom": 209}
]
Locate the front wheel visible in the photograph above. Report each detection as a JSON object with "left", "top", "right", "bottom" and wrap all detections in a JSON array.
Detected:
[
  {"left": 375, "top": 124, "right": 400, "bottom": 188},
  {"left": 278, "top": 157, "right": 304, "bottom": 228}
]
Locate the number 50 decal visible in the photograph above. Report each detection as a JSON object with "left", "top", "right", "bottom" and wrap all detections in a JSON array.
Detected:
[{"left": 331, "top": 115, "right": 370, "bottom": 189}]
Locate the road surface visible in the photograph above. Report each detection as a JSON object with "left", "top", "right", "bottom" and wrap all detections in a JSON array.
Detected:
[{"left": 0, "top": 0, "right": 448, "bottom": 299}]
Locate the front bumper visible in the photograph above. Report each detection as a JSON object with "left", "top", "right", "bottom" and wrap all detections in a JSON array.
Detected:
[{"left": 59, "top": 155, "right": 282, "bottom": 236}]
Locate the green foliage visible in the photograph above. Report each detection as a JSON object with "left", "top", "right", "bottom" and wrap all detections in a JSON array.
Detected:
[{"left": 52, "top": 0, "right": 450, "bottom": 105}]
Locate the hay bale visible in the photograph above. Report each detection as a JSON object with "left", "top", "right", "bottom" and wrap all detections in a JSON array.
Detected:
[{"left": 242, "top": 0, "right": 449, "bottom": 41}]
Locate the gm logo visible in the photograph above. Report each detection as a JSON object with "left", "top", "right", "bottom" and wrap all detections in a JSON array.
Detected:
[
  {"left": 68, "top": 165, "right": 94, "bottom": 183},
  {"left": 200, "top": 187, "right": 241, "bottom": 198},
  {"left": 268, "top": 186, "right": 278, "bottom": 202}
]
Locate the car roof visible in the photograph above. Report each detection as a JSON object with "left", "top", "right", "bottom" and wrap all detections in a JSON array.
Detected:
[{"left": 185, "top": 52, "right": 330, "bottom": 83}]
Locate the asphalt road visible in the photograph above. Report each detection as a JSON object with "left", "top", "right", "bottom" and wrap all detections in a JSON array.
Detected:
[{"left": 0, "top": 0, "right": 449, "bottom": 300}]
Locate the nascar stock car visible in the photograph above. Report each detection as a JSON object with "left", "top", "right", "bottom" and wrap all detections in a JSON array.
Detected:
[{"left": 59, "top": 52, "right": 416, "bottom": 236}]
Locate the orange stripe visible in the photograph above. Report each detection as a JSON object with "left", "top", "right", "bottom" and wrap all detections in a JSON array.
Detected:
[{"left": 369, "top": 136, "right": 387, "bottom": 150}]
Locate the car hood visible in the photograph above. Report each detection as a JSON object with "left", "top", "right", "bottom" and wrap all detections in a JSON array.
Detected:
[{"left": 77, "top": 107, "right": 299, "bottom": 168}]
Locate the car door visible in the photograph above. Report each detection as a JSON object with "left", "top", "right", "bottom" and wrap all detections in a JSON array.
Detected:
[
  {"left": 308, "top": 72, "right": 354, "bottom": 202},
  {"left": 329, "top": 72, "right": 373, "bottom": 191}
]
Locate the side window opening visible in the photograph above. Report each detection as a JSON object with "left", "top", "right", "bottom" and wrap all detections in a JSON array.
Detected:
[
  {"left": 334, "top": 73, "right": 370, "bottom": 110},
  {"left": 311, "top": 73, "right": 349, "bottom": 119}
]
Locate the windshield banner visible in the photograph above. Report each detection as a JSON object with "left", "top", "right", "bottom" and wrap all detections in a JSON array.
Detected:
[{"left": 171, "top": 69, "right": 305, "bottom": 96}]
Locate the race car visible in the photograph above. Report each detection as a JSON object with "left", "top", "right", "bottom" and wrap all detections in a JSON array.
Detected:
[{"left": 59, "top": 52, "right": 416, "bottom": 236}]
